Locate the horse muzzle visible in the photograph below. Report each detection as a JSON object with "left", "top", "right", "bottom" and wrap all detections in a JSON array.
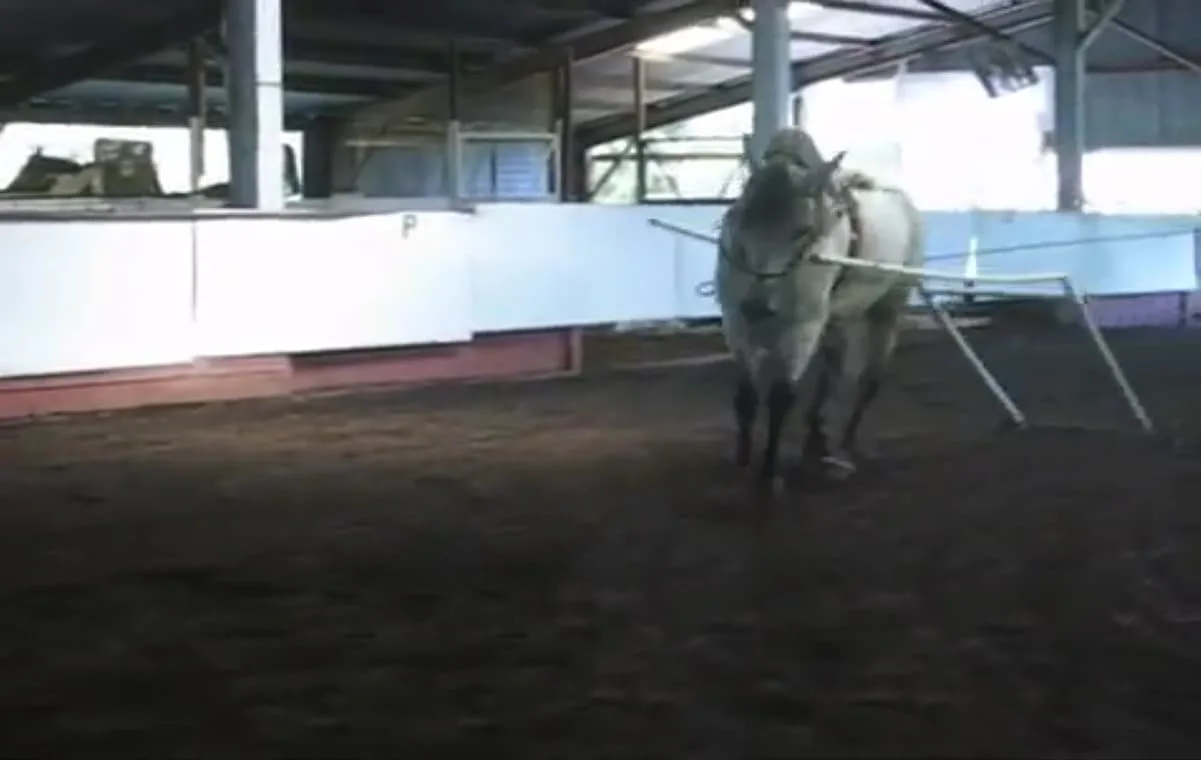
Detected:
[{"left": 739, "top": 298, "right": 777, "bottom": 322}]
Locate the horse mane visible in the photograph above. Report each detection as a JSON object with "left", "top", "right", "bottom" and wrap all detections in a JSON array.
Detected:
[
  {"left": 761, "top": 128, "right": 825, "bottom": 170},
  {"left": 739, "top": 159, "right": 799, "bottom": 229}
]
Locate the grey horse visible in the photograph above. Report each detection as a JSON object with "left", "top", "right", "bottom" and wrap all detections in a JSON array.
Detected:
[{"left": 716, "top": 127, "right": 926, "bottom": 493}]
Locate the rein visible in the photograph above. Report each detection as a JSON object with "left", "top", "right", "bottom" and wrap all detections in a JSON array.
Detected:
[
  {"left": 721, "top": 185, "right": 859, "bottom": 281},
  {"left": 718, "top": 223, "right": 823, "bottom": 280}
]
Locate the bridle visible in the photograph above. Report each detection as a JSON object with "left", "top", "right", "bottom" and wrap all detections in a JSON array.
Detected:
[{"left": 720, "top": 179, "right": 854, "bottom": 282}]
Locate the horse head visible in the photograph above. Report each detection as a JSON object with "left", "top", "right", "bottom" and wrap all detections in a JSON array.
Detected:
[
  {"left": 729, "top": 144, "right": 847, "bottom": 323},
  {"left": 736, "top": 148, "right": 847, "bottom": 258},
  {"left": 759, "top": 127, "right": 827, "bottom": 171}
]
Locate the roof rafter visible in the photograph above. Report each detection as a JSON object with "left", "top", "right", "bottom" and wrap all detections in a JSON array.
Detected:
[
  {"left": 342, "top": 0, "right": 739, "bottom": 122},
  {"left": 578, "top": 0, "right": 1053, "bottom": 146},
  {"left": 108, "top": 63, "right": 418, "bottom": 99},
  {"left": 0, "top": 1, "right": 221, "bottom": 107}
]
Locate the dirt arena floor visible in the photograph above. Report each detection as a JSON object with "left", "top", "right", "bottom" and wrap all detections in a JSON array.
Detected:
[{"left": 4, "top": 326, "right": 1201, "bottom": 757}]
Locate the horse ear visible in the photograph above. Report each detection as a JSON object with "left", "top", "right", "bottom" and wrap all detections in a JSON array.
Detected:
[{"left": 808, "top": 151, "right": 845, "bottom": 193}]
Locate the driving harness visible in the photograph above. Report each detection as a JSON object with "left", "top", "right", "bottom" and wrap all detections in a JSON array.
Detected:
[{"left": 828, "top": 180, "right": 864, "bottom": 294}]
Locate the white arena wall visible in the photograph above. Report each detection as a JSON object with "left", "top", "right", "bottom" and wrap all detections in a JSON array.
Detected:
[{"left": 0, "top": 203, "right": 1195, "bottom": 417}]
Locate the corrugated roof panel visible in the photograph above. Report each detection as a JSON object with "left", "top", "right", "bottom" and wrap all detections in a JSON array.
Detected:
[{"left": 571, "top": 0, "right": 1025, "bottom": 124}]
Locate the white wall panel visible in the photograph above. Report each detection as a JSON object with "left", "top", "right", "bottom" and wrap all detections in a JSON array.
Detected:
[
  {"left": 457, "top": 204, "right": 680, "bottom": 331},
  {"left": 0, "top": 203, "right": 1193, "bottom": 382},
  {"left": 194, "top": 212, "right": 471, "bottom": 356},
  {"left": 0, "top": 221, "right": 194, "bottom": 377}
]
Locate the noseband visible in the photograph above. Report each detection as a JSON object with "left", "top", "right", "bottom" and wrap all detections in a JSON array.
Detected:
[{"left": 722, "top": 182, "right": 855, "bottom": 282}]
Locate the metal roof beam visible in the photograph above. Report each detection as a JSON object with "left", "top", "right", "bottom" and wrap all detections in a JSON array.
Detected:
[
  {"left": 143, "top": 48, "right": 450, "bottom": 82},
  {"left": 1079, "top": 0, "right": 1125, "bottom": 50},
  {"left": 789, "top": 29, "right": 875, "bottom": 46},
  {"left": 1108, "top": 18, "right": 1201, "bottom": 77},
  {"left": 577, "top": 0, "right": 1052, "bottom": 146},
  {"left": 913, "top": 0, "right": 1050, "bottom": 63},
  {"left": 108, "top": 64, "right": 413, "bottom": 99},
  {"left": 1, "top": 101, "right": 226, "bottom": 128},
  {"left": 577, "top": 72, "right": 702, "bottom": 91},
  {"left": 341, "top": 0, "right": 737, "bottom": 122},
  {"left": 799, "top": 0, "right": 946, "bottom": 22},
  {"left": 490, "top": 0, "right": 627, "bottom": 19},
  {"left": 669, "top": 51, "right": 751, "bottom": 67},
  {"left": 729, "top": 10, "right": 873, "bottom": 46},
  {"left": 286, "top": 0, "right": 606, "bottom": 26},
  {"left": 487, "top": 0, "right": 737, "bottom": 70},
  {"left": 0, "top": 2, "right": 221, "bottom": 107},
  {"left": 282, "top": 40, "right": 486, "bottom": 73},
  {"left": 4, "top": 100, "right": 313, "bottom": 131},
  {"left": 284, "top": 16, "right": 527, "bottom": 52}
]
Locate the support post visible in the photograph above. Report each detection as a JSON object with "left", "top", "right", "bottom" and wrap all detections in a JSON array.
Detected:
[
  {"left": 185, "top": 36, "right": 207, "bottom": 194},
  {"left": 633, "top": 55, "right": 648, "bottom": 202},
  {"left": 224, "top": 0, "right": 285, "bottom": 210},
  {"left": 556, "top": 50, "right": 576, "bottom": 201},
  {"left": 446, "top": 41, "right": 463, "bottom": 200},
  {"left": 302, "top": 116, "right": 336, "bottom": 199},
  {"left": 749, "top": 0, "right": 792, "bottom": 161},
  {"left": 568, "top": 141, "right": 589, "bottom": 201},
  {"left": 447, "top": 120, "right": 464, "bottom": 201},
  {"left": 1052, "top": 0, "right": 1086, "bottom": 212}
]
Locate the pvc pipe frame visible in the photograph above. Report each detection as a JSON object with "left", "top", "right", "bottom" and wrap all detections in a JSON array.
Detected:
[
  {"left": 649, "top": 217, "right": 719, "bottom": 245},
  {"left": 648, "top": 217, "right": 1157, "bottom": 435}
]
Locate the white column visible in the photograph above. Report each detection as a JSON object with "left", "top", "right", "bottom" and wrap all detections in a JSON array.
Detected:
[
  {"left": 749, "top": 0, "right": 792, "bottom": 161},
  {"left": 225, "top": 0, "right": 285, "bottom": 210}
]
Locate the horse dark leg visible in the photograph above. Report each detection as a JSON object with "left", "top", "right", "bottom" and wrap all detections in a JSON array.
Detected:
[
  {"left": 839, "top": 301, "right": 903, "bottom": 462},
  {"left": 759, "top": 380, "right": 797, "bottom": 491},
  {"left": 802, "top": 342, "right": 839, "bottom": 464},
  {"left": 839, "top": 371, "right": 882, "bottom": 457},
  {"left": 733, "top": 373, "right": 758, "bottom": 467}
]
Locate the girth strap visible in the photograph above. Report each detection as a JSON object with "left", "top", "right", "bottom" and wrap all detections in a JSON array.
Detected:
[{"left": 829, "top": 187, "right": 863, "bottom": 295}]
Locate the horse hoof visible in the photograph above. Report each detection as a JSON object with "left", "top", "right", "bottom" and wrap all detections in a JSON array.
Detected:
[
  {"left": 820, "top": 455, "right": 857, "bottom": 481},
  {"left": 755, "top": 475, "right": 786, "bottom": 498},
  {"left": 995, "top": 418, "right": 1027, "bottom": 434}
]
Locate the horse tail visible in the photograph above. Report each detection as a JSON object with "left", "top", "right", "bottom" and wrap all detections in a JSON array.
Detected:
[{"left": 740, "top": 160, "right": 795, "bottom": 229}]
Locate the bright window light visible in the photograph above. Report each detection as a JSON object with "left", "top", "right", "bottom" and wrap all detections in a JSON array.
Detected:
[
  {"left": 635, "top": 22, "right": 735, "bottom": 57},
  {"left": 635, "top": 2, "right": 827, "bottom": 58},
  {"left": 737, "top": 2, "right": 828, "bottom": 24}
]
